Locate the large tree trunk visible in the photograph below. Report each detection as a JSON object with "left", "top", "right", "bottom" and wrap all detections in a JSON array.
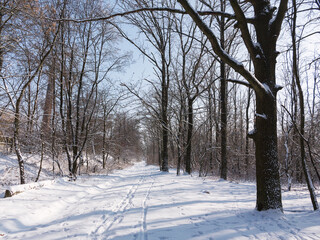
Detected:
[
  {"left": 253, "top": 91, "right": 282, "bottom": 211},
  {"left": 251, "top": 0, "right": 284, "bottom": 211},
  {"left": 251, "top": 32, "right": 283, "bottom": 211},
  {"left": 251, "top": 53, "right": 283, "bottom": 211}
]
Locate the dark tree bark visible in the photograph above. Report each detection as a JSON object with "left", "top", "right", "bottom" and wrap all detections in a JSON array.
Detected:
[
  {"left": 245, "top": 88, "right": 252, "bottom": 180},
  {"left": 185, "top": 98, "right": 193, "bottom": 174},
  {"left": 208, "top": 86, "right": 214, "bottom": 175},
  {"left": 161, "top": 53, "right": 170, "bottom": 172},
  {"left": 219, "top": 0, "right": 227, "bottom": 179},
  {"left": 176, "top": 93, "right": 185, "bottom": 175}
]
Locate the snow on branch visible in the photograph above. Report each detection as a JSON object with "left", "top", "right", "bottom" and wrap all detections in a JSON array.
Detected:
[
  {"left": 227, "top": 79, "right": 252, "bottom": 88},
  {"left": 255, "top": 113, "right": 267, "bottom": 120}
]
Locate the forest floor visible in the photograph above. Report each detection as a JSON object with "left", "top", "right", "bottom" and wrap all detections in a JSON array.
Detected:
[{"left": 0, "top": 157, "right": 320, "bottom": 239}]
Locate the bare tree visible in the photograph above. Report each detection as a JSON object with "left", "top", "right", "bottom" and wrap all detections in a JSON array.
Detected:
[
  {"left": 118, "top": 0, "right": 175, "bottom": 172},
  {"left": 2, "top": 1, "right": 61, "bottom": 184},
  {"left": 285, "top": 0, "right": 319, "bottom": 210},
  {"left": 177, "top": 0, "right": 287, "bottom": 211}
]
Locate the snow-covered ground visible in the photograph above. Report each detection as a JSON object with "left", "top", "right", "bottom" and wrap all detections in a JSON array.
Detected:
[
  {"left": 0, "top": 152, "right": 115, "bottom": 196},
  {"left": 1, "top": 161, "right": 320, "bottom": 240}
]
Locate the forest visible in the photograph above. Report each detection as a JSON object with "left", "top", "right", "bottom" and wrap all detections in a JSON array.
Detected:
[{"left": 0, "top": 0, "right": 319, "bottom": 213}]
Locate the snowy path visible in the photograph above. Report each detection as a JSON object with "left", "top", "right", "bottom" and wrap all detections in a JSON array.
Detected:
[{"left": 0, "top": 161, "right": 319, "bottom": 240}]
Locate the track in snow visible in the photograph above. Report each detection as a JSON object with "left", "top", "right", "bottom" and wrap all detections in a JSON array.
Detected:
[{"left": 92, "top": 176, "right": 145, "bottom": 239}]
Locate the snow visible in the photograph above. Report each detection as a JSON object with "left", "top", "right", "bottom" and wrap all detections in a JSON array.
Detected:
[
  {"left": 248, "top": 129, "right": 257, "bottom": 137},
  {"left": 255, "top": 113, "right": 267, "bottom": 120},
  {"left": 275, "top": 84, "right": 284, "bottom": 91},
  {"left": 262, "top": 83, "right": 275, "bottom": 97},
  {"left": 1, "top": 161, "right": 320, "bottom": 240}
]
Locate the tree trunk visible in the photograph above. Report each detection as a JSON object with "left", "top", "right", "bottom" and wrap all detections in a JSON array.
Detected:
[
  {"left": 245, "top": 88, "right": 251, "bottom": 180},
  {"left": 161, "top": 116, "right": 169, "bottom": 172},
  {"left": 219, "top": 0, "right": 227, "bottom": 180},
  {"left": 102, "top": 106, "right": 107, "bottom": 169},
  {"left": 13, "top": 105, "right": 25, "bottom": 184},
  {"left": 291, "top": 0, "right": 319, "bottom": 210},
  {"left": 35, "top": 138, "right": 44, "bottom": 182},
  {"left": 208, "top": 87, "right": 214, "bottom": 175},
  {"left": 176, "top": 144, "right": 182, "bottom": 175},
  {"left": 185, "top": 98, "right": 193, "bottom": 174},
  {"left": 41, "top": 57, "right": 55, "bottom": 135},
  {"left": 251, "top": 45, "right": 283, "bottom": 210},
  {"left": 251, "top": 0, "right": 284, "bottom": 211},
  {"left": 161, "top": 56, "right": 169, "bottom": 172},
  {"left": 158, "top": 136, "right": 162, "bottom": 170},
  {"left": 177, "top": 104, "right": 184, "bottom": 175},
  {"left": 51, "top": 72, "right": 57, "bottom": 175},
  {"left": 253, "top": 91, "right": 282, "bottom": 210}
]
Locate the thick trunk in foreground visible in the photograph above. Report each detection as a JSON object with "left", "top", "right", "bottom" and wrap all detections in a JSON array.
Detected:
[
  {"left": 253, "top": 92, "right": 282, "bottom": 211},
  {"left": 251, "top": 21, "right": 283, "bottom": 210},
  {"left": 251, "top": 51, "right": 283, "bottom": 211},
  {"left": 251, "top": 0, "right": 284, "bottom": 211}
]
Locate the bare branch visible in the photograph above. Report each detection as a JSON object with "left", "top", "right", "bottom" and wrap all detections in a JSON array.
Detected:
[
  {"left": 271, "top": 0, "right": 289, "bottom": 39},
  {"left": 229, "top": 0, "right": 258, "bottom": 60},
  {"left": 177, "top": 0, "right": 265, "bottom": 95},
  {"left": 51, "top": 7, "right": 240, "bottom": 23},
  {"left": 121, "top": 83, "right": 159, "bottom": 119}
]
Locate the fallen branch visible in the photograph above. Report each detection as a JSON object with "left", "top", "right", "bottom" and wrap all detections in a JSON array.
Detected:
[{"left": 3, "top": 180, "right": 55, "bottom": 198}]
